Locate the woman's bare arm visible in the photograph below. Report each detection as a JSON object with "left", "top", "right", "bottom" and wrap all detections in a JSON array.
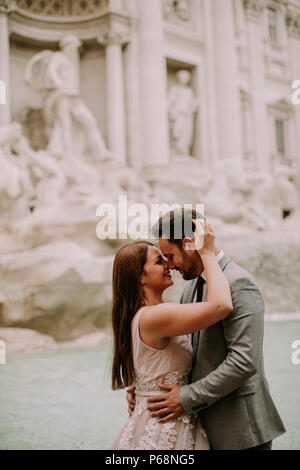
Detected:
[{"left": 141, "top": 222, "right": 233, "bottom": 339}]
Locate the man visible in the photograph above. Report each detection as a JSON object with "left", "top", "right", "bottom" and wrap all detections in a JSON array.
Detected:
[{"left": 127, "top": 208, "right": 286, "bottom": 450}]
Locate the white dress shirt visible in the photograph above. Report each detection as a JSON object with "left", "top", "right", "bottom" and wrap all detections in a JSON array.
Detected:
[
  {"left": 188, "top": 250, "right": 225, "bottom": 344},
  {"left": 193, "top": 249, "right": 225, "bottom": 302}
]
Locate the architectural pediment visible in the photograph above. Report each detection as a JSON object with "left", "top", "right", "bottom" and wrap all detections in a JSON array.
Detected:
[{"left": 268, "top": 97, "right": 294, "bottom": 113}]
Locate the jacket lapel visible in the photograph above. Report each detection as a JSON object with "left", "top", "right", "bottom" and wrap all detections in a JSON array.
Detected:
[{"left": 218, "top": 254, "right": 231, "bottom": 273}]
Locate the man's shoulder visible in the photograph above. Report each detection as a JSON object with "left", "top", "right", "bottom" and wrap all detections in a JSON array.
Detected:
[
  {"left": 223, "top": 258, "right": 264, "bottom": 304},
  {"left": 223, "top": 258, "right": 256, "bottom": 284},
  {"left": 180, "top": 255, "right": 262, "bottom": 303}
]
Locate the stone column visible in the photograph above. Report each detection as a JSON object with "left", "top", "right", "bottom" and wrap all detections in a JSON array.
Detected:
[
  {"left": 98, "top": 28, "right": 128, "bottom": 164},
  {"left": 212, "top": 0, "right": 243, "bottom": 162},
  {"left": 0, "top": 0, "right": 11, "bottom": 125},
  {"left": 244, "top": 0, "right": 269, "bottom": 171},
  {"left": 124, "top": 19, "right": 142, "bottom": 169},
  {"left": 286, "top": 9, "right": 300, "bottom": 187},
  {"left": 202, "top": 0, "right": 219, "bottom": 167},
  {"left": 138, "top": 0, "right": 169, "bottom": 167}
]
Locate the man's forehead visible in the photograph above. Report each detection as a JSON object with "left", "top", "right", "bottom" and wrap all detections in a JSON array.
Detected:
[
  {"left": 158, "top": 237, "right": 177, "bottom": 253},
  {"left": 148, "top": 245, "right": 160, "bottom": 257}
]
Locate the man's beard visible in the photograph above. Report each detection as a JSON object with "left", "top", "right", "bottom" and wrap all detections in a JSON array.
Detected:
[
  {"left": 178, "top": 252, "right": 199, "bottom": 280},
  {"left": 182, "top": 270, "right": 198, "bottom": 280}
]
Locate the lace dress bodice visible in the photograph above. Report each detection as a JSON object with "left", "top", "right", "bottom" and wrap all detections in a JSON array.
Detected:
[
  {"left": 133, "top": 307, "right": 193, "bottom": 396},
  {"left": 109, "top": 307, "right": 209, "bottom": 450}
]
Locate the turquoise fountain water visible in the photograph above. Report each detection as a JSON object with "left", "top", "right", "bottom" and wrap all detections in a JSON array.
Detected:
[{"left": 0, "top": 321, "right": 299, "bottom": 450}]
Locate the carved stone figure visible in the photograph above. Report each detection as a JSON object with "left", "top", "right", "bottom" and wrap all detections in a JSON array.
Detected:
[
  {"left": 11, "top": 130, "right": 67, "bottom": 208},
  {"left": 204, "top": 160, "right": 285, "bottom": 230},
  {"left": 272, "top": 164, "right": 298, "bottom": 216},
  {"left": 168, "top": 69, "right": 198, "bottom": 156},
  {"left": 0, "top": 123, "right": 35, "bottom": 216},
  {"left": 25, "top": 35, "right": 111, "bottom": 164},
  {"left": 163, "top": 0, "right": 192, "bottom": 22}
]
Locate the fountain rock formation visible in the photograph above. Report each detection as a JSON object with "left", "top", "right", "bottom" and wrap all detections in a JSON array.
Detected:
[{"left": 0, "top": 35, "right": 299, "bottom": 340}]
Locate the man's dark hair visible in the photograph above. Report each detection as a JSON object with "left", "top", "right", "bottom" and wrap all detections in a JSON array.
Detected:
[{"left": 151, "top": 207, "right": 205, "bottom": 249}]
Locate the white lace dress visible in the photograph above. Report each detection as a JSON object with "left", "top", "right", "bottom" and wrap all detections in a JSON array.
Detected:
[{"left": 109, "top": 307, "right": 209, "bottom": 450}]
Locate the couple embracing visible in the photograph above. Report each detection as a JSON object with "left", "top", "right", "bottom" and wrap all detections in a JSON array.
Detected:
[{"left": 109, "top": 209, "right": 285, "bottom": 450}]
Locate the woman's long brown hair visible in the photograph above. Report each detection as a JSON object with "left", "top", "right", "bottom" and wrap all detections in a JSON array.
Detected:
[{"left": 111, "top": 240, "right": 154, "bottom": 390}]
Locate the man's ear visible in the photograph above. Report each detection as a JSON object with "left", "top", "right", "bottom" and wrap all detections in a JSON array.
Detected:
[{"left": 182, "top": 237, "right": 196, "bottom": 253}]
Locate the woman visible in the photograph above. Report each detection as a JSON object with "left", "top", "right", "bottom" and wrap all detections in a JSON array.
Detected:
[{"left": 109, "top": 221, "right": 233, "bottom": 450}]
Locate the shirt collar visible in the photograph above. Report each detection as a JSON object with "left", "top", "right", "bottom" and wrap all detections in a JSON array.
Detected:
[{"left": 200, "top": 249, "right": 225, "bottom": 282}]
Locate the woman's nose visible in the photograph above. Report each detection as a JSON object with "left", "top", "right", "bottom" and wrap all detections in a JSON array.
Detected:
[
  {"left": 162, "top": 259, "right": 169, "bottom": 269},
  {"left": 166, "top": 259, "right": 174, "bottom": 270}
]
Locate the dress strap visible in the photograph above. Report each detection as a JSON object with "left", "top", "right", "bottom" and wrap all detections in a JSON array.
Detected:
[
  {"left": 131, "top": 306, "right": 149, "bottom": 353},
  {"left": 132, "top": 306, "right": 148, "bottom": 335}
]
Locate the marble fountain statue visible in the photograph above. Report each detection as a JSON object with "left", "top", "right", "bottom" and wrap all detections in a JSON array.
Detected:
[
  {"left": 0, "top": 37, "right": 299, "bottom": 347},
  {"left": 0, "top": 36, "right": 153, "bottom": 342}
]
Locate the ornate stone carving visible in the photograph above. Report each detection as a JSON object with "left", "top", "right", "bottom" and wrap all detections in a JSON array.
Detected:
[
  {"left": 204, "top": 158, "right": 298, "bottom": 230},
  {"left": 16, "top": 0, "right": 107, "bottom": 16},
  {"left": 243, "top": 0, "right": 266, "bottom": 22},
  {"left": 0, "top": 122, "right": 35, "bottom": 217},
  {"left": 162, "top": 0, "right": 192, "bottom": 23},
  {"left": 286, "top": 9, "right": 300, "bottom": 39},
  {"left": 98, "top": 26, "right": 129, "bottom": 46},
  {"left": 0, "top": 0, "right": 14, "bottom": 15}
]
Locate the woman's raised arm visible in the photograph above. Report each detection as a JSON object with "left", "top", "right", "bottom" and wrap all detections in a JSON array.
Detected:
[{"left": 140, "top": 221, "right": 233, "bottom": 339}]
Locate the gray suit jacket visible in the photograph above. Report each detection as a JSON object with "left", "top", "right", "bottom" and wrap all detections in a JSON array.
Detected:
[{"left": 179, "top": 254, "right": 286, "bottom": 450}]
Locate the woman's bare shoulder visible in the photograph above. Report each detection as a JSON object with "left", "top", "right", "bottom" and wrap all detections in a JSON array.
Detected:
[{"left": 138, "top": 305, "right": 171, "bottom": 349}]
